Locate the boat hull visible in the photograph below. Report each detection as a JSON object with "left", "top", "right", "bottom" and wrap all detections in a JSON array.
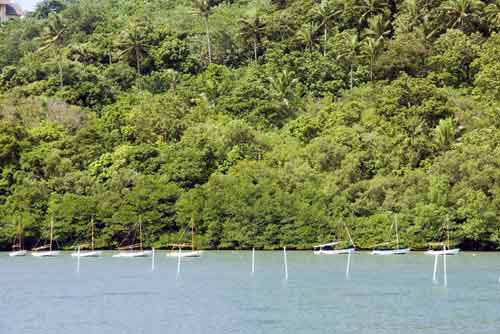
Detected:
[
  {"left": 71, "top": 250, "right": 102, "bottom": 257},
  {"left": 112, "top": 250, "right": 153, "bottom": 258},
  {"left": 32, "top": 251, "right": 60, "bottom": 257},
  {"left": 314, "top": 248, "right": 356, "bottom": 255},
  {"left": 9, "top": 250, "right": 27, "bottom": 257},
  {"left": 425, "top": 248, "right": 460, "bottom": 255},
  {"left": 166, "top": 250, "right": 203, "bottom": 258},
  {"left": 371, "top": 248, "right": 411, "bottom": 255}
]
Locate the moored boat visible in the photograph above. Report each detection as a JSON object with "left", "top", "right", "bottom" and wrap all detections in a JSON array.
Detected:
[
  {"left": 71, "top": 216, "right": 102, "bottom": 257},
  {"left": 9, "top": 220, "right": 26, "bottom": 256},
  {"left": 313, "top": 220, "right": 356, "bottom": 255},
  {"left": 371, "top": 248, "right": 411, "bottom": 255},
  {"left": 372, "top": 214, "right": 410, "bottom": 255},
  {"left": 32, "top": 218, "right": 59, "bottom": 257},
  {"left": 425, "top": 248, "right": 460, "bottom": 256},
  {"left": 113, "top": 221, "right": 152, "bottom": 258},
  {"left": 9, "top": 250, "right": 27, "bottom": 257}
]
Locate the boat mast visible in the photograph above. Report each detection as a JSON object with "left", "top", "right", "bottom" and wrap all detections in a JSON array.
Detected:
[
  {"left": 91, "top": 215, "right": 94, "bottom": 251},
  {"left": 395, "top": 215, "right": 399, "bottom": 250},
  {"left": 344, "top": 221, "right": 355, "bottom": 247},
  {"left": 446, "top": 216, "right": 450, "bottom": 249},
  {"left": 191, "top": 212, "right": 195, "bottom": 251},
  {"left": 50, "top": 217, "right": 54, "bottom": 252},
  {"left": 139, "top": 219, "right": 143, "bottom": 251}
]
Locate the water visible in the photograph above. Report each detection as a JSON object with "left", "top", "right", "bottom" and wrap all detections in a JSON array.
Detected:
[{"left": 1, "top": 251, "right": 500, "bottom": 333}]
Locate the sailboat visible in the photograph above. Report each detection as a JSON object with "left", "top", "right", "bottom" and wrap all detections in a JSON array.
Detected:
[
  {"left": 32, "top": 217, "right": 60, "bottom": 257},
  {"left": 313, "top": 220, "right": 356, "bottom": 255},
  {"left": 71, "top": 216, "right": 102, "bottom": 257},
  {"left": 371, "top": 215, "right": 410, "bottom": 255},
  {"left": 425, "top": 219, "right": 460, "bottom": 255},
  {"left": 9, "top": 219, "right": 27, "bottom": 257},
  {"left": 166, "top": 214, "right": 202, "bottom": 258},
  {"left": 112, "top": 220, "right": 152, "bottom": 258}
]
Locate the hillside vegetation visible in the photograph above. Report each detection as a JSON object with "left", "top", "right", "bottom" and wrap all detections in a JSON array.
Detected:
[{"left": 1, "top": 0, "right": 500, "bottom": 250}]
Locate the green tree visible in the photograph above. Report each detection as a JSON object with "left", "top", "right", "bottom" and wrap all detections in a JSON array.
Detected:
[
  {"left": 362, "top": 36, "right": 383, "bottom": 81},
  {"left": 356, "top": 0, "right": 388, "bottom": 27},
  {"left": 239, "top": 13, "right": 266, "bottom": 61},
  {"left": 192, "top": 0, "right": 213, "bottom": 64},
  {"left": 311, "top": 0, "right": 342, "bottom": 56},
  {"left": 38, "top": 13, "right": 67, "bottom": 89},
  {"left": 117, "top": 22, "right": 150, "bottom": 88},
  {"left": 441, "top": 0, "right": 483, "bottom": 32}
]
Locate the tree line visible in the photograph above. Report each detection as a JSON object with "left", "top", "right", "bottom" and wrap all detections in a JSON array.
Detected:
[{"left": 0, "top": 0, "right": 499, "bottom": 250}]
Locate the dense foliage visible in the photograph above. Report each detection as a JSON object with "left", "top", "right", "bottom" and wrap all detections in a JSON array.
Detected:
[{"left": 1, "top": 0, "right": 500, "bottom": 250}]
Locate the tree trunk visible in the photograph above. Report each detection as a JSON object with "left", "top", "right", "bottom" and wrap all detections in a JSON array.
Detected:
[
  {"left": 57, "top": 50, "right": 63, "bottom": 89},
  {"left": 323, "top": 24, "right": 327, "bottom": 57},
  {"left": 370, "top": 56, "right": 373, "bottom": 82},
  {"left": 253, "top": 37, "right": 258, "bottom": 62},
  {"left": 135, "top": 47, "right": 142, "bottom": 89},
  {"left": 350, "top": 63, "right": 353, "bottom": 90},
  {"left": 204, "top": 15, "right": 212, "bottom": 64}
]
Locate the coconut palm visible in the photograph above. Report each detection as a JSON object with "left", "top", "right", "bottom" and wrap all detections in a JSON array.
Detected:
[
  {"left": 363, "top": 14, "right": 391, "bottom": 41},
  {"left": 268, "top": 69, "right": 299, "bottom": 107},
  {"left": 394, "top": 0, "right": 425, "bottom": 33},
  {"left": 441, "top": 0, "right": 483, "bottom": 31},
  {"left": 117, "top": 22, "right": 150, "bottom": 89},
  {"left": 362, "top": 36, "right": 383, "bottom": 82},
  {"left": 337, "top": 32, "right": 360, "bottom": 89},
  {"left": 38, "top": 13, "right": 67, "bottom": 89},
  {"left": 192, "top": 0, "right": 213, "bottom": 64},
  {"left": 239, "top": 13, "right": 266, "bottom": 62},
  {"left": 485, "top": 1, "right": 500, "bottom": 32},
  {"left": 356, "top": 0, "right": 388, "bottom": 27},
  {"left": 296, "top": 22, "right": 319, "bottom": 52},
  {"left": 311, "top": 0, "right": 343, "bottom": 56},
  {"left": 435, "top": 118, "right": 455, "bottom": 149}
]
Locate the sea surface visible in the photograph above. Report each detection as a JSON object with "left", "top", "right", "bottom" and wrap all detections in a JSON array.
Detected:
[{"left": 1, "top": 251, "right": 500, "bottom": 334}]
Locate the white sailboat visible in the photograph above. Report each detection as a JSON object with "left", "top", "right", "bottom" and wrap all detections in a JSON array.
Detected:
[
  {"left": 9, "top": 219, "right": 26, "bottom": 257},
  {"left": 32, "top": 218, "right": 60, "bottom": 257},
  {"left": 166, "top": 214, "right": 202, "bottom": 258},
  {"left": 112, "top": 221, "right": 152, "bottom": 258},
  {"left": 71, "top": 216, "right": 102, "bottom": 257},
  {"left": 313, "top": 220, "right": 356, "bottom": 255},
  {"left": 371, "top": 215, "right": 410, "bottom": 255},
  {"left": 425, "top": 220, "right": 460, "bottom": 255}
]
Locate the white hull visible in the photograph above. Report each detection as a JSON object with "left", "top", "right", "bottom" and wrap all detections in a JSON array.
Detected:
[
  {"left": 9, "top": 250, "right": 27, "bottom": 257},
  {"left": 371, "top": 248, "right": 411, "bottom": 255},
  {"left": 314, "top": 248, "right": 356, "bottom": 255},
  {"left": 71, "top": 250, "right": 102, "bottom": 257},
  {"left": 112, "top": 250, "right": 152, "bottom": 258},
  {"left": 166, "top": 250, "right": 203, "bottom": 258},
  {"left": 32, "top": 251, "right": 60, "bottom": 257},
  {"left": 425, "top": 248, "right": 460, "bottom": 255}
]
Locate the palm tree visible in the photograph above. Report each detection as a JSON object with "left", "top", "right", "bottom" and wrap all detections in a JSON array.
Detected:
[
  {"left": 337, "top": 32, "right": 359, "bottom": 89},
  {"left": 362, "top": 36, "right": 383, "bottom": 82},
  {"left": 268, "top": 69, "right": 299, "bottom": 107},
  {"left": 356, "top": 0, "right": 388, "bottom": 27},
  {"left": 192, "top": 0, "right": 213, "bottom": 64},
  {"left": 239, "top": 13, "right": 266, "bottom": 62},
  {"left": 435, "top": 118, "right": 455, "bottom": 149},
  {"left": 38, "top": 13, "right": 67, "bottom": 89},
  {"left": 117, "top": 22, "right": 149, "bottom": 89},
  {"left": 311, "top": 0, "right": 342, "bottom": 56},
  {"left": 297, "top": 22, "right": 319, "bottom": 52},
  {"left": 485, "top": 1, "right": 500, "bottom": 32},
  {"left": 441, "top": 0, "right": 483, "bottom": 31},
  {"left": 363, "top": 14, "right": 391, "bottom": 40},
  {"left": 165, "top": 69, "right": 182, "bottom": 94}
]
